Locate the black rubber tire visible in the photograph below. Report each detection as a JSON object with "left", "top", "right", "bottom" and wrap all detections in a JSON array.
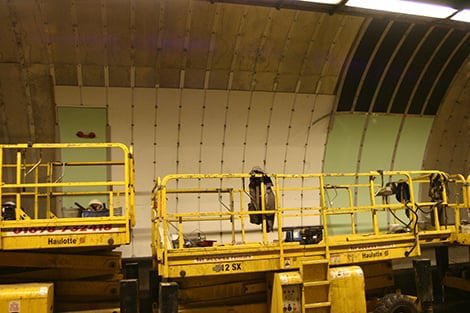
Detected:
[{"left": 373, "top": 293, "right": 418, "bottom": 313}]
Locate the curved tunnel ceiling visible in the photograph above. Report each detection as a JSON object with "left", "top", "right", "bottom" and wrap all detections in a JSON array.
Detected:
[
  {"left": 337, "top": 18, "right": 469, "bottom": 115},
  {"left": 0, "top": 0, "right": 468, "bottom": 172}
]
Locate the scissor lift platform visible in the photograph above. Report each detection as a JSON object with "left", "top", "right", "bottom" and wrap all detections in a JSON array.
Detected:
[
  {"left": 151, "top": 171, "right": 468, "bottom": 312},
  {"left": 153, "top": 171, "right": 466, "bottom": 279},
  {"left": 0, "top": 143, "right": 135, "bottom": 311},
  {"left": 0, "top": 143, "right": 135, "bottom": 251}
]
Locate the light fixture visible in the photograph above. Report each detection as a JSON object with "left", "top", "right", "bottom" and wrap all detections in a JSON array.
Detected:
[
  {"left": 346, "top": 0, "right": 457, "bottom": 19},
  {"left": 451, "top": 9, "right": 470, "bottom": 23},
  {"left": 298, "top": 0, "right": 343, "bottom": 4}
]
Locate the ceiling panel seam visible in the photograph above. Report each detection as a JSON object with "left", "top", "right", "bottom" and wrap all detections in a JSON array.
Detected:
[
  {"left": 264, "top": 11, "right": 298, "bottom": 170},
  {"left": 406, "top": 28, "right": 454, "bottom": 115},
  {"left": 220, "top": 8, "right": 247, "bottom": 172},
  {"left": 351, "top": 20, "right": 393, "bottom": 112},
  {"left": 386, "top": 26, "right": 435, "bottom": 113},
  {"left": 240, "top": 9, "right": 273, "bottom": 173},
  {"left": 179, "top": 0, "right": 193, "bottom": 88},
  {"left": 199, "top": 4, "right": 220, "bottom": 175},
  {"left": 352, "top": 112, "right": 370, "bottom": 206},
  {"left": 37, "top": 0, "right": 56, "bottom": 85},
  {"left": 392, "top": 28, "right": 452, "bottom": 114},
  {"left": 302, "top": 18, "right": 348, "bottom": 177},
  {"left": 273, "top": 11, "right": 299, "bottom": 92},
  {"left": 370, "top": 23, "right": 414, "bottom": 113},
  {"left": 295, "top": 13, "right": 326, "bottom": 93},
  {"left": 241, "top": 90, "right": 255, "bottom": 172},
  {"left": 300, "top": 93, "right": 321, "bottom": 212},
  {"left": 175, "top": 0, "right": 193, "bottom": 186},
  {"left": 390, "top": 116, "right": 422, "bottom": 171},
  {"left": 219, "top": 91, "right": 231, "bottom": 173},
  {"left": 420, "top": 33, "right": 470, "bottom": 116},
  {"left": 7, "top": 0, "right": 35, "bottom": 143},
  {"left": 228, "top": 8, "right": 248, "bottom": 89},
  {"left": 153, "top": 86, "right": 159, "bottom": 183},
  {"left": 424, "top": 38, "right": 469, "bottom": 115},
  {"left": 100, "top": 0, "right": 109, "bottom": 90},
  {"left": 130, "top": 0, "right": 136, "bottom": 146},
  {"left": 176, "top": 88, "right": 183, "bottom": 178},
  {"left": 331, "top": 17, "right": 370, "bottom": 114},
  {"left": 198, "top": 92, "right": 207, "bottom": 173},
  {"left": 70, "top": 0, "right": 84, "bottom": 105},
  {"left": 202, "top": 6, "right": 218, "bottom": 172},
  {"left": 130, "top": 0, "right": 136, "bottom": 87},
  {"left": 262, "top": 92, "right": 276, "bottom": 169},
  {"left": 282, "top": 95, "right": 298, "bottom": 174},
  {"left": 0, "top": 81, "right": 9, "bottom": 143},
  {"left": 315, "top": 15, "right": 347, "bottom": 94},
  {"left": 204, "top": 4, "right": 222, "bottom": 88},
  {"left": 155, "top": 1, "right": 165, "bottom": 85}
]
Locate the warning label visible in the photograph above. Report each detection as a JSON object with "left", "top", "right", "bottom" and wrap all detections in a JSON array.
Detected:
[{"left": 9, "top": 300, "right": 20, "bottom": 313}]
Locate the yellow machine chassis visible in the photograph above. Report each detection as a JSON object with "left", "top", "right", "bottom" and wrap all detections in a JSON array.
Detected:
[
  {"left": 152, "top": 171, "right": 469, "bottom": 279},
  {"left": 0, "top": 143, "right": 135, "bottom": 250}
]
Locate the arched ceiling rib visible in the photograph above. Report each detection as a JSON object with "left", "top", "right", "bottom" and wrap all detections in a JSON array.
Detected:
[{"left": 337, "top": 18, "right": 469, "bottom": 115}]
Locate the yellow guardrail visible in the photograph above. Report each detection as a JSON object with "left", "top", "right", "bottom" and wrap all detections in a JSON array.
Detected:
[
  {"left": 0, "top": 143, "right": 135, "bottom": 249},
  {"left": 152, "top": 170, "right": 468, "bottom": 277}
]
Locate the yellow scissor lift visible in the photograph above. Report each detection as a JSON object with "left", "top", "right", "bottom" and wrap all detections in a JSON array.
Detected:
[
  {"left": 152, "top": 170, "right": 468, "bottom": 313},
  {"left": 0, "top": 143, "right": 135, "bottom": 312}
]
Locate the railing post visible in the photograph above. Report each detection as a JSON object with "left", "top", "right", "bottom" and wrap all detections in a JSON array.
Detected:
[{"left": 15, "top": 150, "right": 22, "bottom": 220}]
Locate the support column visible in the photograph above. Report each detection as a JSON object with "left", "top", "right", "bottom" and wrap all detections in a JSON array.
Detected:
[
  {"left": 159, "top": 282, "right": 178, "bottom": 313},
  {"left": 435, "top": 246, "right": 449, "bottom": 302},
  {"left": 413, "top": 258, "right": 433, "bottom": 313}
]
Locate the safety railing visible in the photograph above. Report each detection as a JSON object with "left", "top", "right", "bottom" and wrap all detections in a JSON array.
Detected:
[
  {"left": 152, "top": 170, "right": 466, "bottom": 276},
  {"left": 0, "top": 143, "right": 135, "bottom": 226},
  {"left": 452, "top": 174, "right": 470, "bottom": 244}
]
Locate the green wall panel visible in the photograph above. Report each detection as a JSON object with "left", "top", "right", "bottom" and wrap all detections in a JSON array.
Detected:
[
  {"left": 57, "top": 107, "right": 107, "bottom": 209},
  {"left": 393, "top": 116, "right": 434, "bottom": 171},
  {"left": 356, "top": 115, "right": 401, "bottom": 233},
  {"left": 323, "top": 114, "right": 366, "bottom": 234},
  {"left": 359, "top": 115, "right": 402, "bottom": 173},
  {"left": 392, "top": 116, "right": 434, "bottom": 220},
  {"left": 322, "top": 114, "right": 434, "bottom": 235},
  {"left": 324, "top": 115, "right": 367, "bottom": 173}
]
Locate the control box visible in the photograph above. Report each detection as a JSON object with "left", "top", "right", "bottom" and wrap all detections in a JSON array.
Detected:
[{"left": 271, "top": 271, "right": 302, "bottom": 313}]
